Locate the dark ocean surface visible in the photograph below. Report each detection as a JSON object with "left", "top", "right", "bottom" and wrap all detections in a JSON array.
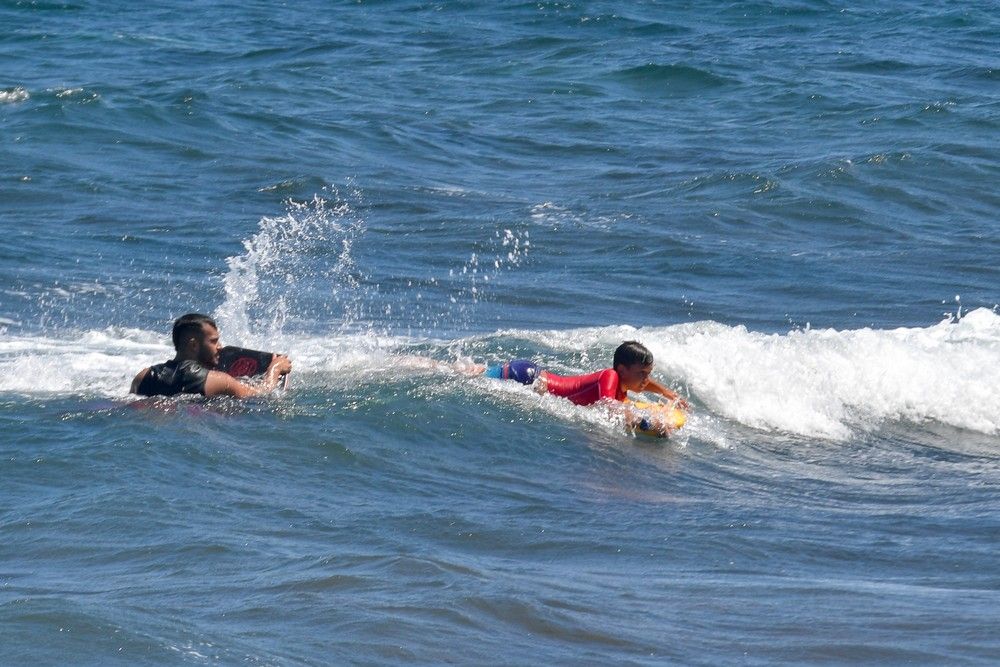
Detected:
[{"left": 2, "top": 1, "right": 998, "bottom": 664}]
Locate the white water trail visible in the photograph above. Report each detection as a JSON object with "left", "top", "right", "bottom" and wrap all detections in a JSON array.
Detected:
[{"left": 4, "top": 239, "right": 998, "bottom": 445}]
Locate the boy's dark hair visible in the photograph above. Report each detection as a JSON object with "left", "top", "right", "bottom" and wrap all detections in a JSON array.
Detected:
[
  {"left": 613, "top": 340, "right": 653, "bottom": 368},
  {"left": 172, "top": 313, "right": 216, "bottom": 350}
]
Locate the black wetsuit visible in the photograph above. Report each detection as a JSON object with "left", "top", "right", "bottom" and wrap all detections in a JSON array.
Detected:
[{"left": 135, "top": 359, "right": 210, "bottom": 397}]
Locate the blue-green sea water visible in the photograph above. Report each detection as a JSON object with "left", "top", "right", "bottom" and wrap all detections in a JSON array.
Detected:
[{"left": 2, "top": 1, "right": 999, "bottom": 664}]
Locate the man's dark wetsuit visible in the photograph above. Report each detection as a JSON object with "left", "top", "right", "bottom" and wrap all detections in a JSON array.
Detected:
[{"left": 135, "top": 359, "right": 210, "bottom": 397}]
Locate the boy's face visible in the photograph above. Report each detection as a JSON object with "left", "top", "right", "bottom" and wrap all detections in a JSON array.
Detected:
[{"left": 616, "top": 362, "right": 653, "bottom": 392}]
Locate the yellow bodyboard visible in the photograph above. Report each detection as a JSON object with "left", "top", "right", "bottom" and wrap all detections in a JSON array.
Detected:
[{"left": 626, "top": 400, "right": 687, "bottom": 437}]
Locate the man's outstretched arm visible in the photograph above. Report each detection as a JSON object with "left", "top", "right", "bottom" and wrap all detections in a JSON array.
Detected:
[{"left": 203, "top": 354, "right": 292, "bottom": 398}]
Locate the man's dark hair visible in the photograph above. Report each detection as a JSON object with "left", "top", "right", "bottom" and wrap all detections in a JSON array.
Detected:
[
  {"left": 613, "top": 340, "right": 653, "bottom": 368},
  {"left": 172, "top": 313, "right": 216, "bottom": 351}
]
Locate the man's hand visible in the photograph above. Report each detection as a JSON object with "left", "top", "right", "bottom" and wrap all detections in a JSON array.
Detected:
[
  {"left": 267, "top": 354, "right": 292, "bottom": 379},
  {"left": 204, "top": 354, "right": 292, "bottom": 399}
]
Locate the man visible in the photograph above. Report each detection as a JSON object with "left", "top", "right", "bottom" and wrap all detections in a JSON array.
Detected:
[{"left": 130, "top": 313, "right": 291, "bottom": 398}]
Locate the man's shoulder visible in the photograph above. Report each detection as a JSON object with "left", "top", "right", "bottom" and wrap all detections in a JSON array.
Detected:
[
  {"left": 136, "top": 358, "right": 210, "bottom": 397},
  {"left": 174, "top": 360, "right": 211, "bottom": 387},
  {"left": 174, "top": 359, "right": 208, "bottom": 374}
]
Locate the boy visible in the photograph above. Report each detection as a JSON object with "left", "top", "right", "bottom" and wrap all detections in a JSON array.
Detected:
[{"left": 485, "top": 340, "right": 689, "bottom": 433}]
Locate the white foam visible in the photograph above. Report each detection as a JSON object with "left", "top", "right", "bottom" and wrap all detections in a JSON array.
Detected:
[
  {"left": 527, "top": 309, "right": 1000, "bottom": 440},
  {"left": 3, "top": 310, "right": 998, "bottom": 442},
  {"left": 0, "top": 328, "right": 166, "bottom": 396},
  {"left": 529, "top": 201, "right": 632, "bottom": 229},
  {"left": 0, "top": 327, "right": 411, "bottom": 397},
  {"left": 0, "top": 87, "right": 29, "bottom": 103},
  {"left": 51, "top": 86, "right": 100, "bottom": 103}
]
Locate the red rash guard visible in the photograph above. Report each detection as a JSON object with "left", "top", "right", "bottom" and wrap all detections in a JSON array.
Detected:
[{"left": 542, "top": 368, "right": 626, "bottom": 406}]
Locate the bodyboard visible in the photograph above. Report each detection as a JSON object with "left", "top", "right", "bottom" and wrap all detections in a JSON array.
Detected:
[
  {"left": 217, "top": 346, "right": 287, "bottom": 388},
  {"left": 627, "top": 400, "right": 687, "bottom": 437}
]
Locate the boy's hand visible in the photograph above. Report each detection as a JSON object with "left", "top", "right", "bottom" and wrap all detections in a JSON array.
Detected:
[{"left": 659, "top": 388, "right": 690, "bottom": 411}]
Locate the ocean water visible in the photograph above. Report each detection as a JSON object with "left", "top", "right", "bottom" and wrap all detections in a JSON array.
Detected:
[{"left": 2, "top": 1, "right": 999, "bottom": 664}]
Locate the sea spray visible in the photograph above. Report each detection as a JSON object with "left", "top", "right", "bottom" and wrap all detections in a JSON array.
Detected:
[
  {"left": 214, "top": 190, "right": 531, "bottom": 345},
  {"left": 214, "top": 189, "right": 366, "bottom": 347},
  {"left": 444, "top": 227, "right": 530, "bottom": 327}
]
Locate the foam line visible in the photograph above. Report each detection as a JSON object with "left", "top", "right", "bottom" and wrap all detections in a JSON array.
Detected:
[
  {"left": 522, "top": 309, "right": 1000, "bottom": 439},
  {"left": 2, "top": 310, "right": 998, "bottom": 440}
]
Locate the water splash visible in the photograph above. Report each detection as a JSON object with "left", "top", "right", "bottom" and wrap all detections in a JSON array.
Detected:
[
  {"left": 214, "top": 188, "right": 366, "bottom": 347},
  {"left": 449, "top": 228, "right": 530, "bottom": 306}
]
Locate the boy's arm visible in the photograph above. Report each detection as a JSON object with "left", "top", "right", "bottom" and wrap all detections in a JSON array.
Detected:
[{"left": 644, "top": 377, "right": 690, "bottom": 410}]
